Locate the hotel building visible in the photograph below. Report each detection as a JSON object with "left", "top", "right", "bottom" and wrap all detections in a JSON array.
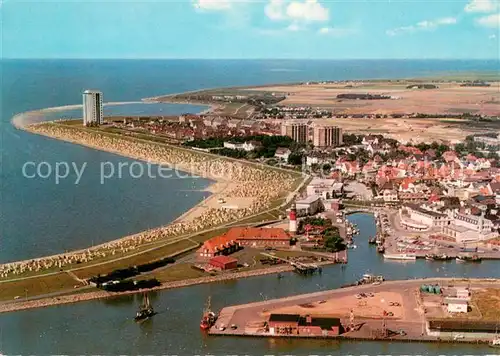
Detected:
[
  {"left": 281, "top": 122, "right": 308, "bottom": 144},
  {"left": 83, "top": 90, "right": 103, "bottom": 126},
  {"left": 312, "top": 125, "right": 343, "bottom": 148},
  {"left": 441, "top": 211, "right": 498, "bottom": 243}
]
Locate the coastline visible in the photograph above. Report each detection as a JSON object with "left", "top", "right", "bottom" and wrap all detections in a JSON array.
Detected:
[
  {"left": 11, "top": 101, "right": 150, "bottom": 128},
  {"left": 4, "top": 106, "right": 302, "bottom": 279},
  {"left": 7, "top": 107, "right": 221, "bottom": 267}
]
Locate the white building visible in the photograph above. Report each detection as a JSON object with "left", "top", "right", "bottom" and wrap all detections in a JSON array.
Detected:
[
  {"left": 455, "top": 287, "right": 470, "bottom": 299},
  {"left": 83, "top": 90, "right": 103, "bottom": 126},
  {"left": 473, "top": 134, "right": 500, "bottom": 147},
  {"left": 382, "top": 189, "right": 399, "bottom": 203},
  {"left": 223, "top": 141, "right": 260, "bottom": 152},
  {"left": 306, "top": 178, "right": 343, "bottom": 199},
  {"left": 402, "top": 203, "right": 451, "bottom": 228},
  {"left": 445, "top": 297, "right": 469, "bottom": 313},
  {"left": 442, "top": 211, "right": 498, "bottom": 243},
  {"left": 275, "top": 148, "right": 291, "bottom": 161},
  {"left": 295, "top": 195, "right": 323, "bottom": 215}
]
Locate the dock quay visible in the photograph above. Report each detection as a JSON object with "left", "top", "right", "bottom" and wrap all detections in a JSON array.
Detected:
[
  {"left": 260, "top": 252, "right": 323, "bottom": 274},
  {"left": 209, "top": 278, "right": 500, "bottom": 344}
]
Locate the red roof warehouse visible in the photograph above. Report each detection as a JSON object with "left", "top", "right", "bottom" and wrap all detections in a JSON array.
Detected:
[
  {"left": 226, "top": 227, "right": 291, "bottom": 247},
  {"left": 198, "top": 227, "right": 291, "bottom": 259},
  {"left": 209, "top": 256, "right": 238, "bottom": 270}
]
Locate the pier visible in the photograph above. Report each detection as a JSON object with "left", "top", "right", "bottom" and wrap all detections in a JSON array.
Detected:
[
  {"left": 209, "top": 278, "right": 500, "bottom": 344},
  {"left": 260, "top": 252, "right": 321, "bottom": 274}
]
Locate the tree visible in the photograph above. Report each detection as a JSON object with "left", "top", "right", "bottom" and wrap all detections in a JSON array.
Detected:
[
  {"left": 487, "top": 151, "right": 499, "bottom": 160},
  {"left": 288, "top": 152, "right": 303, "bottom": 166},
  {"left": 322, "top": 163, "right": 332, "bottom": 173},
  {"left": 323, "top": 227, "right": 345, "bottom": 252}
]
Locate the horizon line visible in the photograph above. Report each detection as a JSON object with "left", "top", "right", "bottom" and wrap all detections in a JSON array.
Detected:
[{"left": 2, "top": 57, "right": 499, "bottom": 61}]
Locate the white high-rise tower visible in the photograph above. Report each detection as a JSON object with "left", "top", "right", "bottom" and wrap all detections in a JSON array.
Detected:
[{"left": 83, "top": 90, "right": 103, "bottom": 126}]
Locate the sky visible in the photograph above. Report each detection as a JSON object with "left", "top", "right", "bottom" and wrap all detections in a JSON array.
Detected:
[{"left": 2, "top": 0, "right": 499, "bottom": 59}]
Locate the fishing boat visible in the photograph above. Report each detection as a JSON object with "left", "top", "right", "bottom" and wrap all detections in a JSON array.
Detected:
[
  {"left": 383, "top": 253, "right": 417, "bottom": 261},
  {"left": 134, "top": 293, "right": 156, "bottom": 322},
  {"left": 368, "top": 236, "right": 377, "bottom": 245},
  {"left": 425, "top": 254, "right": 453, "bottom": 261},
  {"left": 200, "top": 296, "right": 218, "bottom": 330},
  {"left": 456, "top": 255, "right": 482, "bottom": 263},
  {"left": 377, "top": 245, "right": 385, "bottom": 253}
]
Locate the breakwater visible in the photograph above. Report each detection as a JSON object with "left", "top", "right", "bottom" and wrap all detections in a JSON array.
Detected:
[{"left": 0, "top": 261, "right": 339, "bottom": 314}]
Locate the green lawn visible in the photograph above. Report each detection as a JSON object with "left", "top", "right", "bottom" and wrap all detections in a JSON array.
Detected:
[
  {"left": 71, "top": 239, "right": 198, "bottom": 280},
  {"left": 0, "top": 273, "right": 79, "bottom": 302}
]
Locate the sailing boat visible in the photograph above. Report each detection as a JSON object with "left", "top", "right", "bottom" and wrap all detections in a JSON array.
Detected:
[
  {"left": 200, "top": 296, "right": 218, "bottom": 330},
  {"left": 134, "top": 293, "right": 156, "bottom": 322}
]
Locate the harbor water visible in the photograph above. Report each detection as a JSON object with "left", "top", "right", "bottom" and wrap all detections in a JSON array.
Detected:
[{"left": 1, "top": 213, "right": 499, "bottom": 355}]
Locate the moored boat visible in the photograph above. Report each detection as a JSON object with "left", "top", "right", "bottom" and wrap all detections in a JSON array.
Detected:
[
  {"left": 456, "top": 255, "right": 482, "bottom": 263},
  {"left": 200, "top": 296, "right": 218, "bottom": 330},
  {"left": 383, "top": 253, "right": 417, "bottom": 261},
  {"left": 425, "top": 254, "right": 453, "bottom": 261}
]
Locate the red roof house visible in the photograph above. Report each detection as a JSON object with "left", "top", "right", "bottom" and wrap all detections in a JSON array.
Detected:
[{"left": 209, "top": 256, "right": 238, "bottom": 270}]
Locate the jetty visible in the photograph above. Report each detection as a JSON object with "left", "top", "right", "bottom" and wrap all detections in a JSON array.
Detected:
[
  {"left": 260, "top": 253, "right": 320, "bottom": 274},
  {"left": 208, "top": 278, "right": 500, "bottom": 344}
]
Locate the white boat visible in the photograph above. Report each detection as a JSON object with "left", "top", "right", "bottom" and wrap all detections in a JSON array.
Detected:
[
  {"left": 489, "top": 338, "right": 500, "bottom": 348},
  {"left": 383, "top": 253, "right": 417, "bottom": 261}
]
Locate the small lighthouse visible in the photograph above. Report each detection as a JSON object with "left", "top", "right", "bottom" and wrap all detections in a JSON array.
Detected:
[{"left": 289, "top": 203, "right": 297, "bottom": 235}]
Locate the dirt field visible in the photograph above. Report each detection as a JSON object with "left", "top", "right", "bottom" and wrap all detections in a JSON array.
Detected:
[
  {"left": 261, "top": 291, "right": 405, "bottom": 319},
  {"left": 251, "top": 82, "right": 500, "bottom": 117},
  {"left": 251, "top": 81, "right": 500, "bottom": 143},
  {"left": 471, "top": 288, "right": 500, "bottom": 321}
]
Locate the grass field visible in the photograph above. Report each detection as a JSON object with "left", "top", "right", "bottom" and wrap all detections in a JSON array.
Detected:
[
  {"left": 472, "top": 289, "right": 500, "bottom": 321},
  {"left": 71, "top": 239, "right": 199, "bottom": 279},
  {"left": 0, "top": 273, "right": 80, "bottom": 302},
  {"left": 146, "top": 263, "right": 208, "bottom": 283}
]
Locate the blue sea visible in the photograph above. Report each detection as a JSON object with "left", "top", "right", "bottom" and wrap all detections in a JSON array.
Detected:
[{"left": 1, "top": 59, "right": 498, "bottom": 263}]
